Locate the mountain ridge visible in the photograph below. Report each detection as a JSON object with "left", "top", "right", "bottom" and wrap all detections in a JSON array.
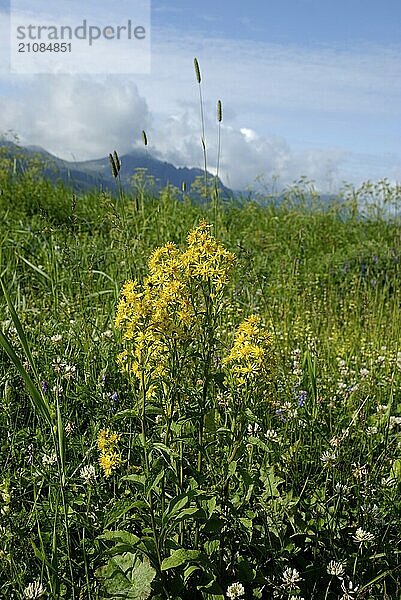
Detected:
[{"left": 0, "top": 140, "right": 233, "bottom": 197}]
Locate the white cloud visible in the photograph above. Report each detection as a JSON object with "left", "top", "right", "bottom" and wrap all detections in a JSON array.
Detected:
[
  {"left": 0, "top": 76, "right": 150, "bottom": 159},
  {"left": 149, "top": 109, "right": 347, "bottom": 190},
  {"left": 0, "top": 26, "right": 400, "bottom": 190}
]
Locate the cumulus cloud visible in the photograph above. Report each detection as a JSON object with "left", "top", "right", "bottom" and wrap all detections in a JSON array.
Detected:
[
  {"left": 0, "top": 76, "right": 150, "bottom": 160},
  {"left": 0, "top": 24, "right": 400, "bottom": 190},
  {"left": 149, "top": 108, "right": 347, "bottom": 191}
]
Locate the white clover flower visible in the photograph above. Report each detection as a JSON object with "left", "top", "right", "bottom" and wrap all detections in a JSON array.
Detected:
[
  {"left": 226, "top": 582, "right": 245, "bottom": 599},
  {"left": 265, "top": 429, "right": 279, "bottom": 442},
  {"left": 334, "top": 483, "right": 348, "bottom": 494},
  {"left": 64, "top": 364, "right": 77, "bottom": 381},
  {"left": 281, "top": 567, "right": 302, "bottom": 588},
  {"left": 327, "top": 559, "right": 345, "bottom": 578},
  {"left": 52, "top": 357, "right": 65, "bottom": 373},
  {"left": 50, "top": 334, "right": 62, "bottom": 343},
  {"left": 64, "top": 421, "right": 76, "bottom": 437},
  {"left": 389, "top": 415, "right": 401, "bottom": 429},
  {"left": 23, "top": 581, "right": 45, "bottom": 599},
  {"left": 366, "top": 426, "right": 378, "bottom": 436},
  {"left": 352, "top": 527, "right": 375, "bottom": 543},
  {"left": 359, "top": 368, "right": 369, "bottom": 378},
  {"left": 320, "top": 450, "right": 337, "bottom": 467},
  {"left": 101, "top": 329, "right": 113, "bottom": 338},
  {"left": 340, "top": 579, "right": 359, "bottom": 599},
  {"left": 376, "top": 404, "right": 388, "bottom": 415},
  {"left": 51, "top": 384, "right": 63, "bottom": 395},
  {"left": 381, "top": 475, "right": 397, "bottom": 487},
  {"left": 42, "top": 453, "right": 57, "bottom": 467},
  {"left": 80, "top": 465, "right": 97, "bottom": 485}
]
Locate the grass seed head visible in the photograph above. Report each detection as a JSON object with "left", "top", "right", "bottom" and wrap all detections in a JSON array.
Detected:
[
  {"left": 113, "top": 150, "right": 121, "bottom": 172},
  {"left": 217, "top": 99, "right": 222, "bottom": 122},
  {"left": 194, "top": 57, "right": 201, "bottom": 83},
  {"left": 109, "top": 153, "right": 118, "bottom": 178}
]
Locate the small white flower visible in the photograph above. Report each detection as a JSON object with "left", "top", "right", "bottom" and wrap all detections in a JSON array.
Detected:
[
  {"left": 329, "top": 435, "right": 341, "bottom": 447},
  {"left": 359, "top": 368, "right": 369, "bottom": 378},
  {"left": 352, "top": 463, "right": 368, "bottom": 479},
  {"left": 340, "top": 579, "right": 359, "bottom": 599},
  {"left": 389, "top": 415, "right": 401, "bottom": 429},
  {"left": 226, "top": 582, "right": 245, "bottom": 599},
  {"left": 352, "top": 527, "right": 375, "bottom": 543},
  {"left": 265, "top": 429, "right": 279, "bottom": 442},
  {"left": 64, "top": 421, "right": 76, "bottom": 437},
  {"left": 52, "top": 356, "right": 66, "bottom": 373},
  {"left": 51, "top": 384, "right": 63, "bottom": 395},
  {"left": 50, "top": 334, "right": 62, "bottom": 343},
  {"left": 376, "top": 404, "right": 388, "bottom": 415},
  {"left": 247, "top": 422, "right": 260, "bottom": 436},
  {"left": 64, "top": 364, "right": 76, "bottom": 381},
  {"left": 80, "top": 465, "right": 97, "bottom": 485},
  {"left": 321, "top": 450, "right": 337, "bottom": 467},
  {"left": 281, "top": 567, "right": 302, "bottom": 588},
  {"left": 23, "top": 580, "right": 45, "bottom": 599},
  {"left": 42, "top": 453, "right": 57, "bottom": 467},
  {"left": 327, "top": 559, "right": 345, "bottom": 578},
  {"left": 366, "top": 426, "right": 378, "bottom": 436},
  {"left": 381, "top": 475, "right": 397, "bottom": 487}
]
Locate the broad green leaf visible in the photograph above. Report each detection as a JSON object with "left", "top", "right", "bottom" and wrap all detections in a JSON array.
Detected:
[
  {"left": 96, "top": 552, "right": 155, "bottom": 599},
  {"left": 161, "top": 549, "right": 203, "bottom": 571}
]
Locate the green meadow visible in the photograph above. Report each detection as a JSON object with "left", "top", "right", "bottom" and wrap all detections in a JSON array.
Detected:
[{"left": 0, "top": 156, "right": 401, "bottom": 600}]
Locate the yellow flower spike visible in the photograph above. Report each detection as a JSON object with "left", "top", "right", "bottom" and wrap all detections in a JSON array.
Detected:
[
  {"left": 99, "top": 452, "right": 122, "bottom": 478},
  {"left": 223, "top": 315, "right": 274, "bottom": 385}
]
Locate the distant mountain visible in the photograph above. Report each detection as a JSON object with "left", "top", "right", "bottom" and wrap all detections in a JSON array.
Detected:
[{"left": 0, "top": 141, "right": 233, "bottom": 198}]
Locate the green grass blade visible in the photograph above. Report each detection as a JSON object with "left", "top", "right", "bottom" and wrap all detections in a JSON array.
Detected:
[{"left": 0, "top": 328, "right": 53, "bottom": 425}]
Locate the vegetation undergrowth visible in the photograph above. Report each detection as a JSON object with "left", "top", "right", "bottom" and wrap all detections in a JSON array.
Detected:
[{"left": 1, "top": 59, "right": 401, "bottom": 600}]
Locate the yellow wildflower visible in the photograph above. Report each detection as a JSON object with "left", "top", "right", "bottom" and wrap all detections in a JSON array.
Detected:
[
  {"left": 223, "top": 315, "right": 274, "bottom": 385},
  {"left": 181, "top": 220, "right": 236, "bottom": 287},
  {"left": 97, "top": 429, "right": 120, "bottom": 453},
  {"left": 98, "top": 452, "right": 122, "bottom": 478}
]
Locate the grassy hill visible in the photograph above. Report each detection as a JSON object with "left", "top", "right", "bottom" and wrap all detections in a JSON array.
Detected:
[{"left": 0, "top": 165, "right": 400, "bottom": 598}]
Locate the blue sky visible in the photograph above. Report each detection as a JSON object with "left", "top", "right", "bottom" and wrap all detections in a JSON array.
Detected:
[{"left": 0, "top": 0, "right": 400, "bottom": 191}]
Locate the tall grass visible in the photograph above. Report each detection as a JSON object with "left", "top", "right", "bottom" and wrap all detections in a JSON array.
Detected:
[{"left": 0, "top": 157, "right": 401, "bottom": 599}]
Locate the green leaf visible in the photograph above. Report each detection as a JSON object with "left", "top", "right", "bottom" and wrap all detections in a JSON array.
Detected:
[
  {"left": 184, "top": 564, "right": 202, "bottom": 583},
  {"left": 390, "top": 458, "right": 401, "bottom": 481},
  {"left": 99, "top": 531, "right": 140, "bottom": 548},
  {"left": 161, "top": 549, "right": 203, "bottom": 570},
  {"left": 96, "top": 552, "right": 156, "bottom": 599},
  {"left": 105, "top": 500, "right": 142, "bottom": 528},
  {"left": 124, "top": 474, "right": 146, "bottom": 488}
]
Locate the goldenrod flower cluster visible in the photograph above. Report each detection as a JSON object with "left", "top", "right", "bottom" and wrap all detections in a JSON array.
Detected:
[
  {"left": 181, "top": 220, "right": 236, "bottom": 287},
  {"left": 223, "top": 315, "right": 273, "bottom": 385},
  {"left": 115, "top": 221, "right": 236, "bottom": 381},
  {"left": 97, "top": 429, "right": 122, "bottom": 477}
]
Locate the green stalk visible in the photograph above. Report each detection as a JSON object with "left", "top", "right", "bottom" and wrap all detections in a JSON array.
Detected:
[{"left": 140, "top": 372, "right": 169, "bottom": 599}]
